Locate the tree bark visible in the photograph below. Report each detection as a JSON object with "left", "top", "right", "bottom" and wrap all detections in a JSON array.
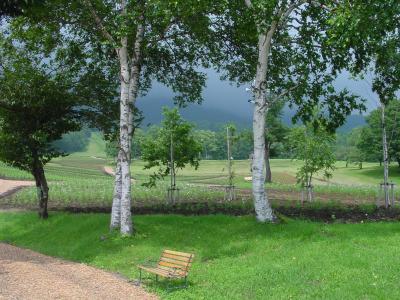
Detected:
[
  {"left": 118, "top": 39, "right": 133, "bottom": 235},
  {"left": 85, "top": 0, "right": 143, "bottom": 235},
  {"left": 381, "top": 103, "right": 390, "bottom": 207},
  {"left": 120, "top": 19, "right": 144, "bottom": 234},
  {"left": 265, "top": 140, "right": 272, "bottom": 183},
  {"left": 32, "top": 153, "right": 49, "bottom": 219},
  {"left": 118, "top": 15, "right": 144, "bottom": 235},
  {"left": 110, "top": 151, "right": 122, "bottom": 230},
  {"left": 251, "top": 27, "right": 277, "bottom": 222}
]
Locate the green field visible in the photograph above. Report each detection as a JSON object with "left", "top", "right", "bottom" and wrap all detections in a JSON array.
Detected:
[
  {"left": 1, "top": 212, "right": 400, "bottom": 299},
  {"left": 1, "top": 131, "right": 400, "bottom": 208}
]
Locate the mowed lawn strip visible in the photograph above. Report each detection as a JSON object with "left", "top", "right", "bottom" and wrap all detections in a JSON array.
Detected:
[{"left": 0, "top": 212, "right": 399, "bottom": 299}]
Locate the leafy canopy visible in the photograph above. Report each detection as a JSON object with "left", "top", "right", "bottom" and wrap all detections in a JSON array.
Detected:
[
  {"left": 0, "top": 45, "right": 79, "bottom": 171},
  {"left": 210, "top": 0, "right": 365, "bottom": 130},
  {"left": 0, "top": 19, "right": 119, "bottom": 171}
]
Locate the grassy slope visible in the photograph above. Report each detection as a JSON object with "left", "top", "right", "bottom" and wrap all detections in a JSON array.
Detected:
[
  {"left": 1, "top": 131, "right": 399, "bottom": 206},
  {"left": 1, "top": 212, "right": 400, "bottom": 299},
  {"left": 82, "top": 131, "right": 107, "bottom": 158},
  {"left": 131, "top": 159, "right": 400, "bottom": 187}
]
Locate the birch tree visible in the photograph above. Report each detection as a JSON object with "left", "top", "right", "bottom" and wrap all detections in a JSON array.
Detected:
[
  {"left": 211, "top": 0, "right": 364, "bottom": 221},
  {"left": 27, "top": 0, "right": 212, "bottom": 234}
]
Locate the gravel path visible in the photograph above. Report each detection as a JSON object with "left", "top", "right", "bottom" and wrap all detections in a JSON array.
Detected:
[{"left": 0, "top": 243, "right": 158, "bottom": 300}]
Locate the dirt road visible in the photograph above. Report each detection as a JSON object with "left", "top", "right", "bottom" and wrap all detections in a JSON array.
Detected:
[{"left": 0, "top": 179, "right": 34, "bottom": 199}]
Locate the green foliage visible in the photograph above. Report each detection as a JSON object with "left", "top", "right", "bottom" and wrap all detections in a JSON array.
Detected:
[
  {"left": 0, "top": 42, "right": 80, "bottom": 173},
  {"left": 328, "top": 1, "right": 399, "bottom": 95},
  {"left": 0, "top": 0, "right": 43, "bottom": 16},
  {"left": 357, "top": 100, "right": 400, "bottom": 166},
  {"left": 52, "top": 128, "right": 92, "bottom": 154},
  {"left": 194, "top": 129, "right": 219, "bottom": 159},
  {"left": 2, "top": 213, "right": 400, "bottom": 299},
  {"left": 194, "top": 126, "right": 254, "bottom": 160},
  {"left": 141, "top": 107, "right": 202, "bottom": 187},
  {"left": 288, "top": 124, "right": 336, "bottom": 186},
  {"left": 0, "top": 19, "right": 117, "bottom": 173},
  {"left": 210, "top": 1, "right": 365, "bottom": 130},
  {"left": 266, "top": 100, "right": 289, "bottom": 156},
  {"left": 335, "top": 128, "right": 367, "bottom": 169},
  {"left": 24, "top": 0, "right": 216, "bottom": 107}
]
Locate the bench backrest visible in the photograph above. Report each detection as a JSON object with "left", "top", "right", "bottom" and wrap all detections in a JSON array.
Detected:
[{"left": 157, "top": 250, "right": 194, "bottom": 276}]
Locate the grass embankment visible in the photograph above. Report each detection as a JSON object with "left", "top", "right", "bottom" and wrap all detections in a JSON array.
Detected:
[{"left": 1, "top": 212, "right": 400, "bottom": 299}]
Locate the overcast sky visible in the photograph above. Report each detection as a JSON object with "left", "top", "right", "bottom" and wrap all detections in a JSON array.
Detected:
[{"left": 137, "top": 69, "right": 380, "bottom": 123}]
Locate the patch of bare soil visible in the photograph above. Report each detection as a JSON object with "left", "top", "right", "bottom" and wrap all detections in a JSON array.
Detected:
[
  {"left": 0, "top": 179, "right": 35, "bottom": 199},
  {"left": 103, "top": 166, "right": 115, "bottom": 176},
  {"left": 0, "top": 243, "right": 157, "bottom": 300},
  {"left": 103, "top": 166, "right": 137, "bottom": 182}
]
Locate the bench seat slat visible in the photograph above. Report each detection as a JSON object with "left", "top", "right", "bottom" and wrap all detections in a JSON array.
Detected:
[
  {"left": 160, "top": 257, "right": 191, "bottom": 267},
  {"left": 162, "top": 253, "right": 192, "bottom": 262},
  {"left": 163, "top": 250, "right": 193, "bottom": 258},
  {"left": 158, "top": 261, "right": 189, "bottom": 270},
  {"left": 138, "top": 265, "right": 186, "bottom": 278}
]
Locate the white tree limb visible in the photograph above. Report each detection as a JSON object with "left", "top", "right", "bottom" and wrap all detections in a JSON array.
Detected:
[{"left": 244, "top": 0, "right": 252, "bottom": 9}]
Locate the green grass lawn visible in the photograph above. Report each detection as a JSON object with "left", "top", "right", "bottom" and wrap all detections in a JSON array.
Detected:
[
  {"left": 131, "top": 159, "right": 400, "bottom": 187},
  {"left": 1, "top": 212, "right": 400, "bottom": 299}
]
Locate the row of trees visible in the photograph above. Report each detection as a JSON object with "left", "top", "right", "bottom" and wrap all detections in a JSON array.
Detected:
[
  {"left": 336, "top": 100, "right": 400, "bottom": 169},
  {"left": 0, "top": 1, "right": 398, "bottom": 234}
]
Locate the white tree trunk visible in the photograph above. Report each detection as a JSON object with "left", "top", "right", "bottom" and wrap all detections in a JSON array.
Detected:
[
  {"left": 381, "top": 103, "right": 390, "bottom": 207},
  {"left": 118, "top": 40, "right": 133, "bottom": 235},
  {"left": 120, "top": 20, "right": 144, "bottom": 233},
  {"left": 110, "top": 151, "right": 122, "bottom": 230},
  {"left": 252, "top": 29, "right": 276, "bottom": 222},
  {"left": 85, "top": 0, "right": 142, "bottom": 235}
]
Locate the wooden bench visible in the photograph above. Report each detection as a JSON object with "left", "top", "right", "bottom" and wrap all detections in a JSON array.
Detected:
[{"left": 138, "top": 250, "right": 194, "bottom": 287}]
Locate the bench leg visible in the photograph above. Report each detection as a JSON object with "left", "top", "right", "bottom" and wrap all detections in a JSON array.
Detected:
[
  {"left": 139, "top": 268, "right": 142, "bottom": 284},
  {"left": 156, "top": 274, "right": 158, "bottom": 283}
]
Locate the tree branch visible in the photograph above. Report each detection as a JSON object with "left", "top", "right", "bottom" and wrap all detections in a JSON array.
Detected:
[
  {"left": 83, "top": 0, "right": 116, "bottom": 46},
  {"left": 0, "top": 101, "right": 18, "bottom": 113},
  {"left": 277, "top": 0, "right": 308, "bottom": 29},
  {"left": 262, "top": 83, "right": 301, "bottom": 109}
]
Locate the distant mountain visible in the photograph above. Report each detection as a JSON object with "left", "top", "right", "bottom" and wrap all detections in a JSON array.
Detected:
[
  {"left": 137, "top": 97, "right": 252, "bottom": 130},
  {"left": 336, "top": 114, "right": 366, "bottom": 133},
  {"left": 137, "top": 97, "right": 365, "bottom": 133},
  {"left": 280, "top": 109, "right": 366, "bottom": 132}
]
